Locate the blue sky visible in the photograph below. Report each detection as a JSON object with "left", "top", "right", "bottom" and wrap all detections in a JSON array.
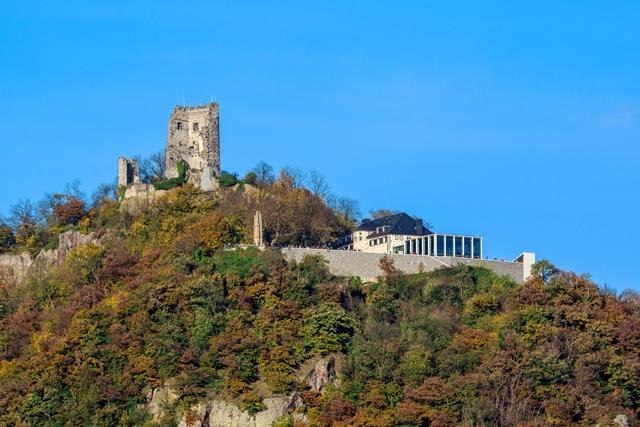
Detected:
[{"left": 1, "top": 1, "right": 638, "bottom": 290}]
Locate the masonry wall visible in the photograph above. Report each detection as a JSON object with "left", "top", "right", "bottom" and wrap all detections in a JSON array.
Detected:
[
  {"left": 281, "top": 248, "right": 528, "bottom": 283},
  {"left": 166, "top": 103, "right": 220, "bottom": 191}
]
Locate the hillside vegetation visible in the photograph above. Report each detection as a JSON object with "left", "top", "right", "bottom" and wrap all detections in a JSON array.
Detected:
[{"left": 0, "top": 178, "right": 639, "bottom": 426}]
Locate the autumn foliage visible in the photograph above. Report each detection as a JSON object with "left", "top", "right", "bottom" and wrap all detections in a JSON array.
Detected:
[{"left": 0, "top": 183, "right": 638, "bottom": 426}]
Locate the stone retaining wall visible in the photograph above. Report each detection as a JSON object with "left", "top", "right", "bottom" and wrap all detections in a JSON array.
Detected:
[{"left": 281, "top": 248, "right": 530, "bottom": 283}]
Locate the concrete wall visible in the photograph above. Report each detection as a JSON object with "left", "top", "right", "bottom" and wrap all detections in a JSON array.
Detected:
[{"left": 281, "top": 248, "right": 530, "bottom": 283}]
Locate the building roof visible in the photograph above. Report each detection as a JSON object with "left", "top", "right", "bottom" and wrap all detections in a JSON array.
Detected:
[{"left": 356, "top": 212, "right": 432, "bottom": 238}]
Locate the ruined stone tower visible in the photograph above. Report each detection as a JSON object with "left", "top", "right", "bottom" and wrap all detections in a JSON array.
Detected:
[
  {"left": 118, "top": 157, "right": 140, "bottom": 187},
  {"left": 165, "top": 103, "right": 220, "bottom": 191}
]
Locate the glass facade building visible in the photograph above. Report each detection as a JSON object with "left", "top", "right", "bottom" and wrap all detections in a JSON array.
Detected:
[{"left": 397, "top": 234, "right": 483, "bottom": 259}]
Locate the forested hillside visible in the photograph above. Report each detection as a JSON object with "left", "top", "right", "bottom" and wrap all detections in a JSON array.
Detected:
[{"left": 1, "top": 177, "right": 639, "bottom": 426}]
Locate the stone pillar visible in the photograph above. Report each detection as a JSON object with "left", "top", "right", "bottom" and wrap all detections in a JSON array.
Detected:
[
  {"left": 118, "top": 157, "right": 128, "bottom": 187},
  {"left": 253, "top": 211, "right": 264, "bottom": 246}
]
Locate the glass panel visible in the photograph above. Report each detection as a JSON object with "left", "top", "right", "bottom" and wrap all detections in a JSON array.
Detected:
[
  {"left": 406, "top": 241, "right": 411, "bottom": 254},
  {"left": 417, "top": 238, "right": 422, "bottom": 255},
  {"left": 473, "top": 238, "right": 481, "bottom": 259},
  {"left": 455, "top": 236, "right": 463, "bottom": 257},
  {"left": 436, "top": 235, "right": 444, "bottom": 256},
  {"left": 464, "top": 237, "right": 472, "bottom": 258},
  {"left": 446, "top": 236, "right": 454, "bottom": 256}
]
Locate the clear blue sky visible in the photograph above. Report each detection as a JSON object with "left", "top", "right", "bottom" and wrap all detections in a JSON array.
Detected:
[{"left": 1, "top": 1, "right": 638, "bottom": 290}]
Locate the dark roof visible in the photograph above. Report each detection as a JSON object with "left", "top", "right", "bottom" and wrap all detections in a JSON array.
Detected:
[{"left": 356, "top": 213, "right": 432, "bottom": 237}]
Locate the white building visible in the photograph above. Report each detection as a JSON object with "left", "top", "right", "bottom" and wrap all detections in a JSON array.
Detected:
[{"left": 342, "top": 212, "right": 483, "bottom": 260}]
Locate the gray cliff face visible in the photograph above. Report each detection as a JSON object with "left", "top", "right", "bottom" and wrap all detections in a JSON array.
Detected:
[
  {"left": 147, "top": 353, "right": 345, "bottom": 427},
  {"left": 0, "top": 231, "right": 101, "bottom": 285},
  {"left": 36, "top": 230, "right": 100, "bottom": 266},
  {"left": 0, "top": 253, "right": 33, "bottom": 284},
  {"left": 302, "top": 353, "right": 343, "bottom": 393},
  {"left": 178, "top": 396, "right": 303, "bottom": 427}
]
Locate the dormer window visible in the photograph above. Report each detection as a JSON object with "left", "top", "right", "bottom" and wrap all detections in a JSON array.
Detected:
[{"left": 376, "top": 225, "right": 391, "bottom": 234}]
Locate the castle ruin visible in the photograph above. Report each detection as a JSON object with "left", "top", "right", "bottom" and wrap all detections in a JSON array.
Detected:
[
  {"left": 118, "top": 102, "right": 221, "bottom": 196},
  {"left": 118, "top": 157, "right": 141, "bottom": 187},
  {"left": 165, "top": 103, "right": 220, "bottom": 191}
]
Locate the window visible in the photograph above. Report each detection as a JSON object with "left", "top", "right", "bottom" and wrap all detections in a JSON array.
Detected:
[
  {"left": 464, "top": 237, "right": 472, "bottom": 258},
  {"left": 193, "top": 122, "right": 199, "bottom": 131},
  {"left": 446, "top": 236, "right": 454, "bottom": 256},
  {"left": 473, "top": 238, "right": 481, "bottom": 259},
  {"left": 176, "top": 122, "right": 183, "bottom": 130},
  {"left": 455, "top": 237, "right": 463, "bottom": 257},
  {"left": 436, "top": 235, "right": 444, "bottom": 256}
]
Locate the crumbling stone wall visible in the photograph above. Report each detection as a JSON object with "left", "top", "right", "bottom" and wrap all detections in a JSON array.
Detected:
[
  {"left": 165, "top": 103, "right": 220, "bottom": 191},
  {"left": 118, "top": 157, "right": 140, "bottom": 187}
]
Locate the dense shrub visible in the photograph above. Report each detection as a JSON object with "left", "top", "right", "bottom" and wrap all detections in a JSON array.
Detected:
[
  {"left": 51, "top": 197, "right": 86, "bottom": 226},
  {"left": 218, "top": 171, "right": 239, "bottom": 188},
  {"left": 0, "top": 223, "right": 15, "bottom": 251},
  {"left": 154, "top": 160, "right": 187, "bottom": 190}
]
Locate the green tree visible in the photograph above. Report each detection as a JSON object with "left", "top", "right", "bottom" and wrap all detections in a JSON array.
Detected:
[
  {"left": 302, "top": 303, "right": 356, "bottom": 354},
  {"left": 531, "top": 260, "right": 560, "bottom": 283},
  {"left": 0, "top": 221, "right": 15, "bottom": 251}
]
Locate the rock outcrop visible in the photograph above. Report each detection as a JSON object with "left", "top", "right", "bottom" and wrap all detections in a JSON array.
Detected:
[
  {"left": 302, "top": 353, "right": 343, "bottom": 392},
  {"left": 119, "top": 185, "right": 167, "bottom": 215},
  {"left": 614, "top": 414, "right": 630, "bottom": 427},
  {"left": 36, "top": 230, "right": 101, "bottom": 267},
  {"left": 146, "top": 384, "right": 179, "bottom": 424},
  {"left": 145, "top": 354, "right": 345, "bottom": 426},
  {"left": 144, "top": 388, "right": 303, "bottom": 427},
  {"left": 178, "top": 394, "right": 303, "bottom": 427},
  {"left": 0, "top": 253, "right": 33, "bottom": 285},
  {"left": 0, "top": 231, "right": 101, "bottom": 285}
]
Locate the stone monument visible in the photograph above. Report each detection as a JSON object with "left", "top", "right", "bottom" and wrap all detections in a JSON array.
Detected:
[{"left": 253, "top": 211, "right": 264, "bottom": 246}]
